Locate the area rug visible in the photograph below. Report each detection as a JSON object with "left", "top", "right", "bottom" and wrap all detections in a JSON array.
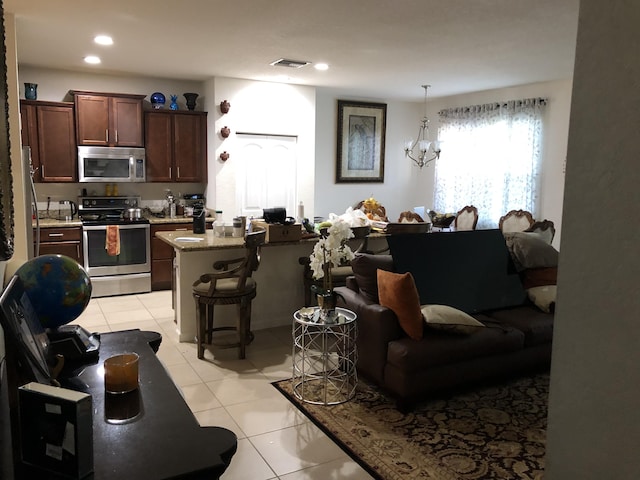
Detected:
[{"left": 273, "top": 374, "right": 549, "bottom": 480}]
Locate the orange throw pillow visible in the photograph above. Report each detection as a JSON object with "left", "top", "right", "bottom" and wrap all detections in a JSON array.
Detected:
[{"left": 377, "top": 270, "right": 423, "bottom": 340}]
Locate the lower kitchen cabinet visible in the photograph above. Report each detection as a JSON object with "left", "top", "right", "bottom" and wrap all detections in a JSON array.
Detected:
[
  {"left": 151, "top": 223, "right": 193, "bottom": 290},
  {"left": 35, "top": 226, "right": 83, "bottom": 264}
]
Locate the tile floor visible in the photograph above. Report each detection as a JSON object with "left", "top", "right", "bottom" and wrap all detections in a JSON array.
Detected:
[{"left": 71, "top": 290, "right": 374, "bottom": 479}]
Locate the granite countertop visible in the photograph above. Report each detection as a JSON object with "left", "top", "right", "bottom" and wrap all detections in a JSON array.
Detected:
[
  {"left": 34, "top": 216, "right": 214, "bottom": 227},
  {"left": 155, "top": 230, "right": 245, "bottom": 251},
  {"left": 35, "top": 218, "right": 83, "bottom": 227}
]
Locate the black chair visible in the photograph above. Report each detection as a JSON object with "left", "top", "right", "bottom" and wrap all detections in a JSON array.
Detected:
[{"left": 192, "top": 229, "right": 266, "bottom": 359}]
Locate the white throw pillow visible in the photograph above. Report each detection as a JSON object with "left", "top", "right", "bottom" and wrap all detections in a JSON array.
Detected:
[
  {"left": 527, "top": 285, "right": 557, "bottom": 313},
  {"left": 420, "top": 304, "right": 485, "bottom": 335}
]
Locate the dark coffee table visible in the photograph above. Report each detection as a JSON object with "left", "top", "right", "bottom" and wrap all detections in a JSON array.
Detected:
[{"left": 14, "top": 329, "right": 237, "bottom": 479}]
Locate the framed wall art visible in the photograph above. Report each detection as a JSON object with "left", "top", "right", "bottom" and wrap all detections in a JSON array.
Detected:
[{"left": 336, "top": 100, "right": 386, "bottom": 183}]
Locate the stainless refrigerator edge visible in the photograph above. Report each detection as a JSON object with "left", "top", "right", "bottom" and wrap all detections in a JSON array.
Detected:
[{"left": 21, "top": 146, "right": 38, "bottom": 258}]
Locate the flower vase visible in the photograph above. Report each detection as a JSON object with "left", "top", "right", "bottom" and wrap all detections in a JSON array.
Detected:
[
  {"left": 316, "top": 290, "right": 338, "bottom": 322},
  {"left": 183, "top": 92, "right": 199, "bottom": 111},
  {"left": 24, "top": 83, "right": 38, "bottom": 100}
]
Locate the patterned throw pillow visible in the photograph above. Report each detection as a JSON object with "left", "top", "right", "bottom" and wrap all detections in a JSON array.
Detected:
[{"left": 377, "top": 270, "right": 423, "bottom": 340}]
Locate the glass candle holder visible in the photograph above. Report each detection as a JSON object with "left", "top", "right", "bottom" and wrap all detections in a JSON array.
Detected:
[{"left": 104, "top": 353, "right": 139, "bottom": 394}]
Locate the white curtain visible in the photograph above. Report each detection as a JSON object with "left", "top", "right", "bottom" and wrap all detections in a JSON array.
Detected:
[{"left": 434, "top": 98, "right": 546, "bottom": 229}]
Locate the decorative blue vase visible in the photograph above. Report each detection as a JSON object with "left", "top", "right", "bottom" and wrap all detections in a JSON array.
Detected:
[
  {"left": 150, "top": 92, "right": 166, "bottom": 109},
  {"left": 24, "top": 83, "right": 38, "bottom": 100},
  {"left": 170, "top": 95, "right": 179, "bottom": 110}
]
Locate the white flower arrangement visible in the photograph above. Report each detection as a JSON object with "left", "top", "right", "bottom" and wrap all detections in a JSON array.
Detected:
[{"left": 309, "top": 218, "right": 355, "bottom": 292}]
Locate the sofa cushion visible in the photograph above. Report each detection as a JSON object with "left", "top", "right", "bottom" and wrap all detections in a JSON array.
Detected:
[
  {"left": 485, "top": 306, "right": 554, "bottom": 347},
  {"left": 527, "top": 285, "right": 556, "bottom": 313},
  {"left": 377, "top": 270, "right": 423, "bottom": 340},
  {"left": 386, "top": 315, "right": 525, "bottom": 371},
  {"left": 503, "top": 232, "right": 559, "bottom": 271},
  {"left": 421, "top": 305, "right": 486, "bottom": 335},
  {"left": 350, "top": 253, "right": 394, "bottom": 302}
]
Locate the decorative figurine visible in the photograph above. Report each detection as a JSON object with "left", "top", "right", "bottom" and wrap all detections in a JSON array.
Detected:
[
  {"left": 220, "top": 100, "right": 231, "bottom": 114},
  {"left": 170, "top": 95, "right": 179, "bottom": 110},
  {"left": 150, "top": 92, "right": 166, "bottom": 109},
  {"left": 220, "top": 126, "right": 231, "bottom": 138},
  {"left": 220, "top": 151, "right": 230, "bottom": 161}
]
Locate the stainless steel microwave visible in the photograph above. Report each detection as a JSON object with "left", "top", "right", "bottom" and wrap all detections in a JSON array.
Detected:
[{"left": 78, "top": 146, "right": 146, "bottom": 183}]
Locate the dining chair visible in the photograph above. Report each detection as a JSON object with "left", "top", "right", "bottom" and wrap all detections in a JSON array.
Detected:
[
  {"left": 453, "top": 205, "right": 478, "bottom": 231},
  {"left": 397, "top": 211, "right": 425, "bottom": 223},
  {"left": 525, "top": 219, "right": 556, "bottom": 244},
  {"left": 499, "top": 209, "right": 535, "bottom": 233},
  {"left": 192, "top": 229, "right": 266, "bottom": 359}
]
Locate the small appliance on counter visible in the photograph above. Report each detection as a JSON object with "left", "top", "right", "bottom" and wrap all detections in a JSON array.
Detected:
[
  {"left": 58, "top": 200, "right": 78, "bottom": 221},
  {"left": 192, "top": 201, "right": 206, "bottom": 234},
  {"left": 183, "top": 193, "right": 205, "bottom": 217}
]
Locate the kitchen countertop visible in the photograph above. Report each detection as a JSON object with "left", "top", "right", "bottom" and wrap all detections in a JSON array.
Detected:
[
  {"left": 33, "top": 216, "right": 215, "bottom": 227},
  {"left": 155, "top": 230, "right": 316, "bottom": 251}
]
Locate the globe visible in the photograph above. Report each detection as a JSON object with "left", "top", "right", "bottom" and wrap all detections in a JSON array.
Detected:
[{"left": 15, "top": 254, "right": 92, "bottom": 329}]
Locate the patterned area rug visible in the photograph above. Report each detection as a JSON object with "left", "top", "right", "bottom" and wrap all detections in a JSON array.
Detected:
[{"left": 273, "top": 374, "right": 549, "bottom": 480}]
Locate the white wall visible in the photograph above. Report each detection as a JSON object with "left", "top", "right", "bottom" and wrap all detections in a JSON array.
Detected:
[
  {"left": 545, "top": 1, "right": 640, "bottom": 478},
  {"left": 202, "top": 77, "right": 316, "bottom": 222},
  {"left": 314, "top": 88, "right": 430, "bottom": 221}
]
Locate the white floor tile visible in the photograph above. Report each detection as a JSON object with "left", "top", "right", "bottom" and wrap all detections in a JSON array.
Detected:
[
  {"left": 104, "top": 309, "right": 153, "bottom": 324},
  {"left": 179, "top": 383, "right": 222, "bottom": 412},
  {"left": 194, "top": 407, "right": 245, "bottom": 439},
  {"left": 220, "top": 438, "right": 277, "bottom": 480},
  {"left": 205, "top": 374, "right": 281, "bottom": 406},
  {"left": 249, "top": 423, "right": 346, "bottom": 477},
  {"left": 164, "top": 362, "right": 203, "bottom": 387},
  {"left": 279, "top": 457, "right": 375, "bottom": 480},
  {"left": 225, "top": 395, "right": 307, "bottom": 437}
]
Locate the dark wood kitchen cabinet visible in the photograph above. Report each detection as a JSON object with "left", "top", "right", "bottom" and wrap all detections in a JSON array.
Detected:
[
  {"left": 35, "top": 226, "right": 83, "bottom": 264},
  {"left": 145, "top": 110, "right": 208, "bottom": 182},
  {"left": 150, "top": 223, "right": 192, "bottom": 290},
  {"left": 72, "top": 91, "right": 145, "bottom": 147},
  {"left": 20, "top": 100, "right": 77, "bottom": 182}
]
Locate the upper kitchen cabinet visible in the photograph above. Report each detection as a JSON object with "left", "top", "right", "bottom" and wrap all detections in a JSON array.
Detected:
[
  {"left": 72, "top": 91, "right": 145, "bottom": 147},
  {"left": 145, "top": 110, "right": 207, "bottom": 182},
  {"left": 20, "top": 100, "right": 77, "bottom": 182}
]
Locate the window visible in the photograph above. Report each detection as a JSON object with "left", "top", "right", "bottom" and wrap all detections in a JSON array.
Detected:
[{"left": 434, "top": 98, "right": 546, "bottom": 229}]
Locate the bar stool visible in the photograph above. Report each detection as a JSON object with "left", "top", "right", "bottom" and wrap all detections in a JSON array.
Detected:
[{"left": 192, "top": 229, "right": 266, "bottom": 359}]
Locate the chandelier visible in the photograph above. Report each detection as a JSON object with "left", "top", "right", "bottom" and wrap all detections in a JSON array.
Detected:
[{"left": 404, "top": 84, "right": 441, "bottom": 168}]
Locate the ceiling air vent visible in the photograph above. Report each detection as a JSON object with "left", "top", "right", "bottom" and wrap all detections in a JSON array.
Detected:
[{"left": 270, "top": 58, "right": 310, "bottom": 68}]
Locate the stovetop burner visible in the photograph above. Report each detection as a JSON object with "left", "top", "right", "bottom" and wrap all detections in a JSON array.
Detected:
[{"left": 78, "top": 195, "right": 148, "bottom": 226}]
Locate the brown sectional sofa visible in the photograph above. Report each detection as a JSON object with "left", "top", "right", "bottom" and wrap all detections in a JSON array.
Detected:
[{"left": 335, "top": 229, "right": 555, "bottom": 411}]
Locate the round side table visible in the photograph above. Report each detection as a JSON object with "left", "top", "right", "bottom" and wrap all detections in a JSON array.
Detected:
[{"left": 292, "top": 307, "right": 357, "bottom": 405}]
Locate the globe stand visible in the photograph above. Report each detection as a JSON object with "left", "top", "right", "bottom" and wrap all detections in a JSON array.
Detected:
[{"left": 47, "top": 325, "right": 100, "bottom": 363}]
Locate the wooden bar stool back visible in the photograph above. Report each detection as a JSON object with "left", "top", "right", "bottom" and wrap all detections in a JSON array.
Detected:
[{"left": 192, "top": 229, "right": 266, "bottom": 359}]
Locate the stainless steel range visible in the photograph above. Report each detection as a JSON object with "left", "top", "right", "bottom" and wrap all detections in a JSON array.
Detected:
[{"left": 78, "top": 196, "right": 151, "bottom": 298}]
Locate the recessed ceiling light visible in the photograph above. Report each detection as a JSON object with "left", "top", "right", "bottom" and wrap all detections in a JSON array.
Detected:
[
  {"left": 84, "top": 56, "right": 101, "bottom": 65},
  {"left": 94, "top": 35, "right": 113, "bottom": 46},
  {"left": 314, "top": 63, "right": 329, "bottom": 71}
]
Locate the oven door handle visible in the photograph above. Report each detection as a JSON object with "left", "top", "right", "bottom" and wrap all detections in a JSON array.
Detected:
[{"left": 82, "top": 224, "right": 150, "bottom": 231}]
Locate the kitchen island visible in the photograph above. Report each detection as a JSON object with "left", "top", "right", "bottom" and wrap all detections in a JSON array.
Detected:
[{"left": 156, "top": 230, "right": 388, "bottom": 343}]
